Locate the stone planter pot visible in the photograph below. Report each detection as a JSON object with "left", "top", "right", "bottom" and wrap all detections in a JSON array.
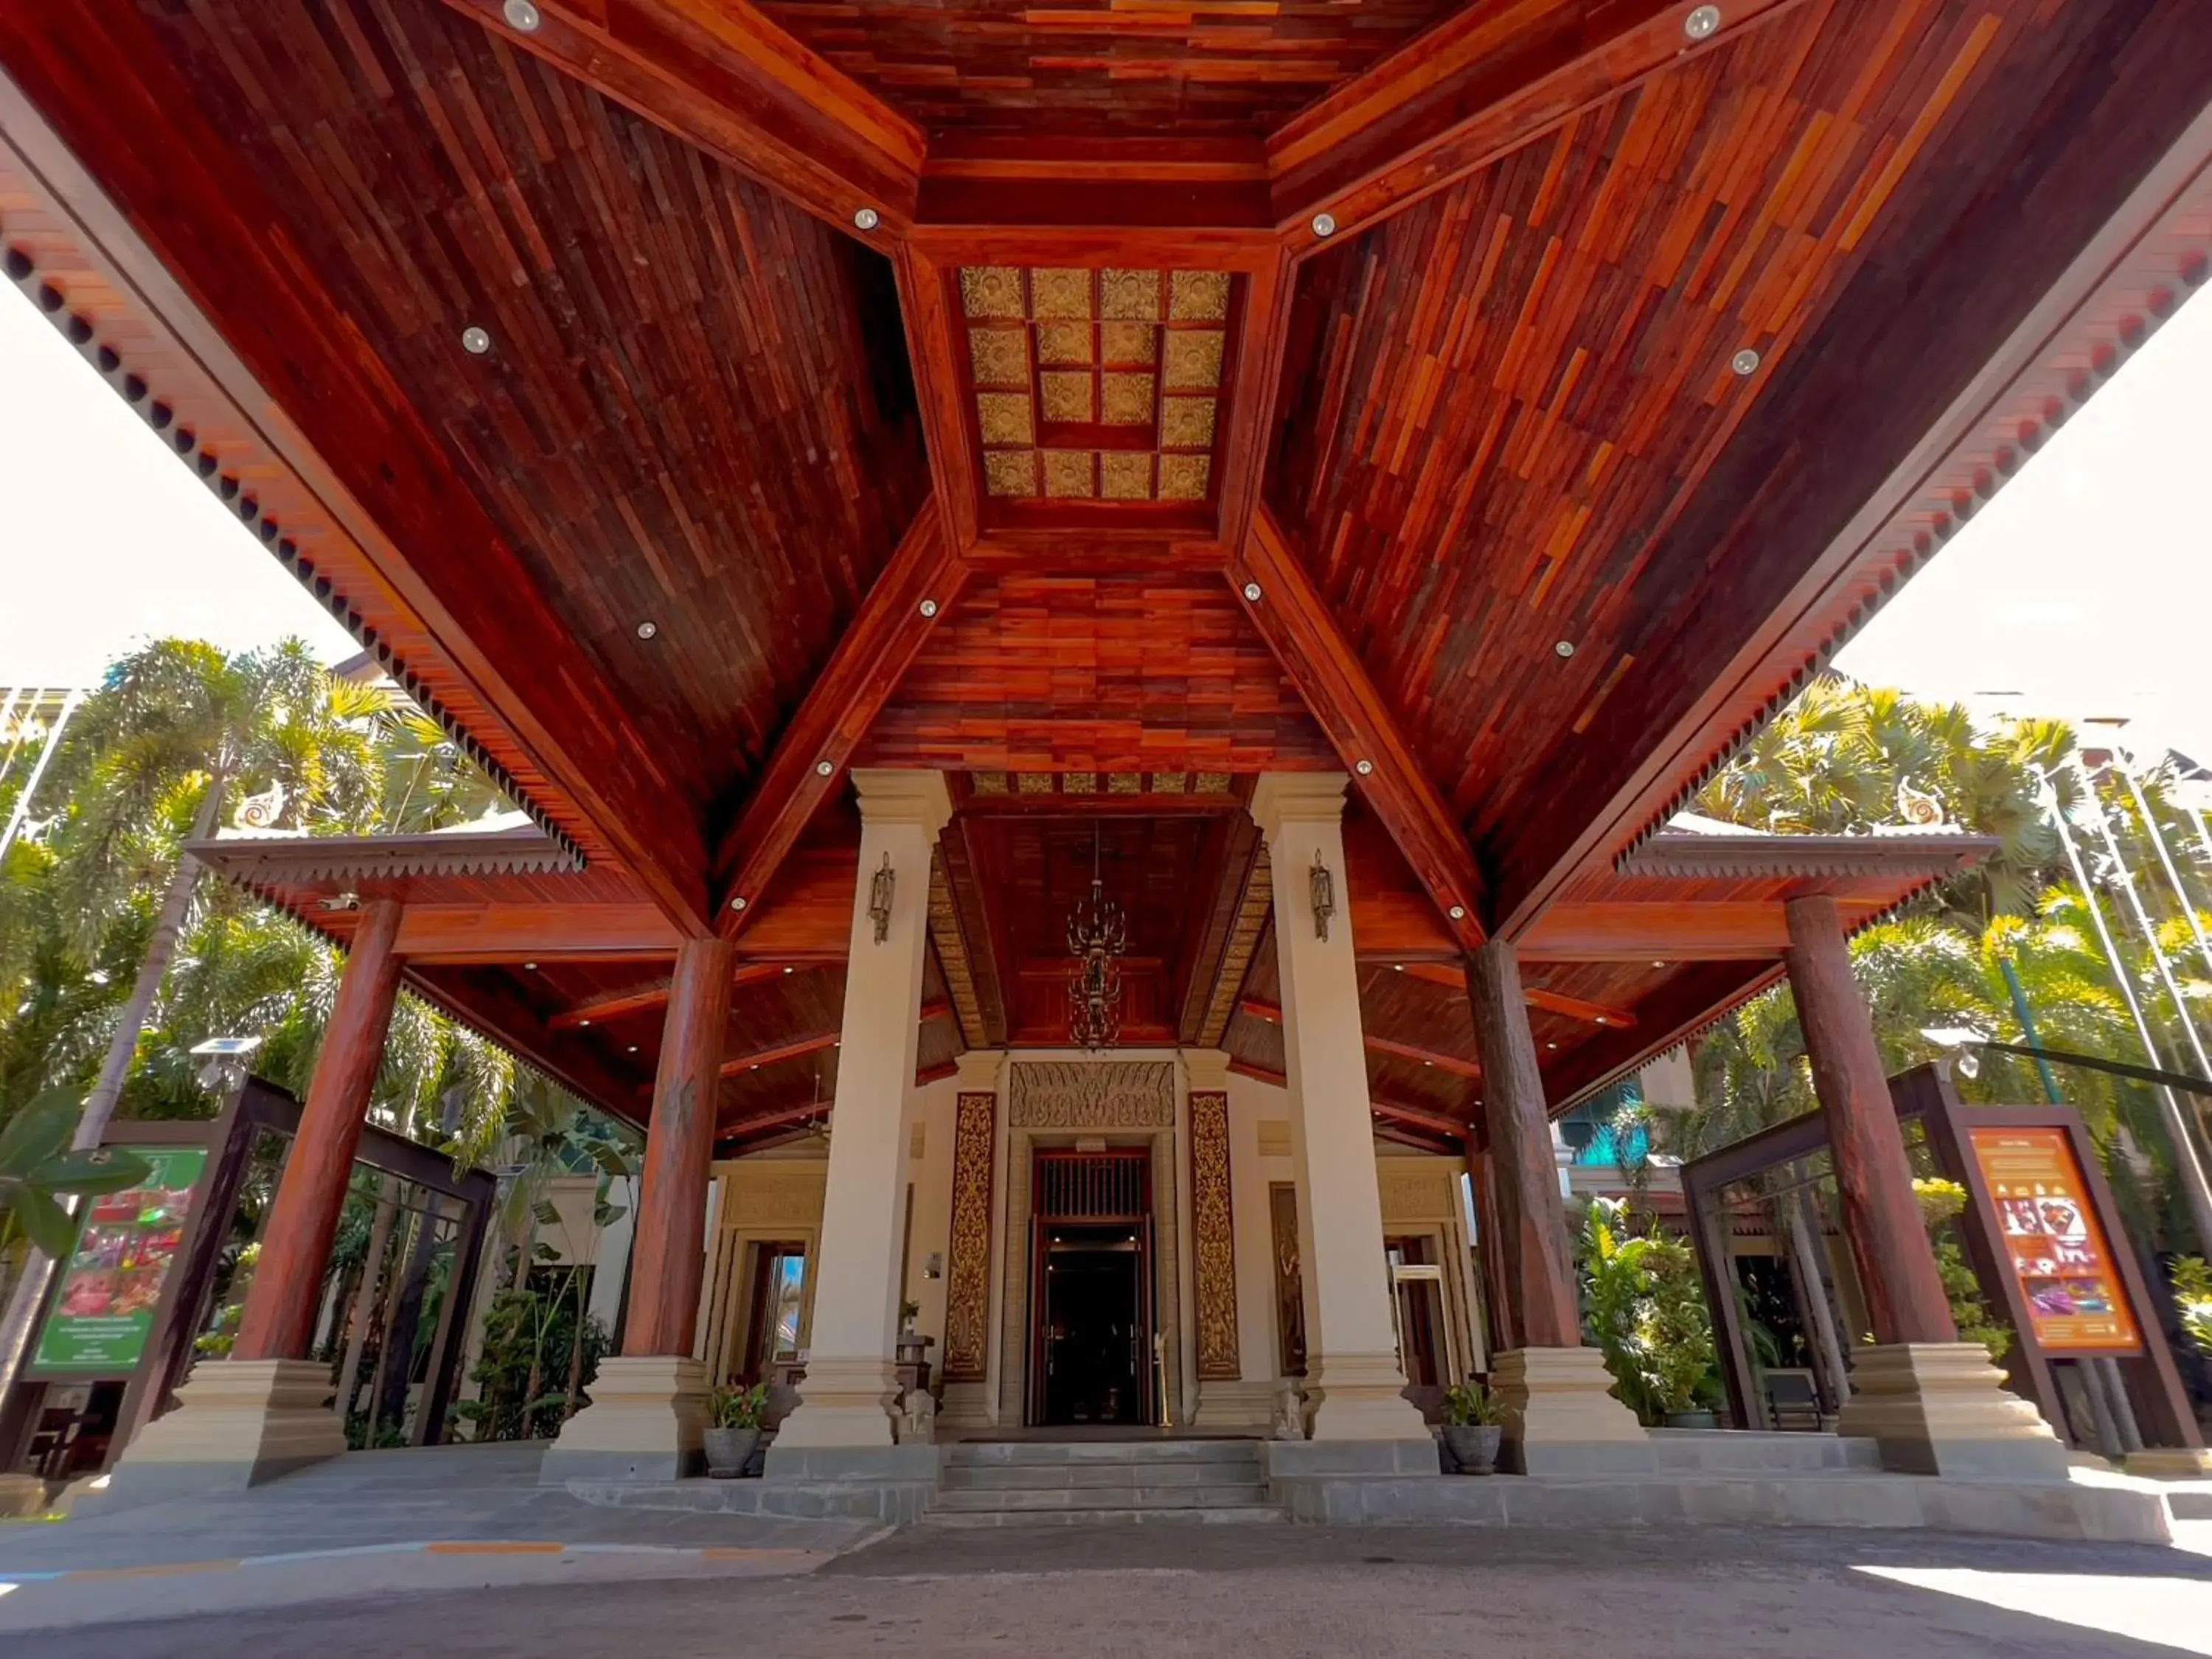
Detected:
[
  {"left": 703, "top": 1426, "right": 761, "bottom": 1478},
  {"left": 1663, "top": 1410, "right": 1718, "bottom": 1430},
  {"left": 1441, "top": 1424, "right": 1502, "bottom": 1475}
]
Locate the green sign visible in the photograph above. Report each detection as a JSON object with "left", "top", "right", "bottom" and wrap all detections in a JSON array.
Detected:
[{"left": 30, "top": 1147, "right": 208, "bottom": 1374}]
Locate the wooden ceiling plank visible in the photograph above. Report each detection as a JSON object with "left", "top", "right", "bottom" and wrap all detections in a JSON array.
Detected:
[
  {"left": 547, "top": 959, "right": 793, "bottom": 1030},
  {"left": 1231, "top": 507, "right": 1485, "bottom": 949},
  {"left": 1225, "top": 1057, "right": 1469, "bottom": 1142},
  {"left": 1238, "top": 998, "right": 1480, "bottom": 1080},
  {"left": 714, "top": 498, "right": 967, "bottom": 932},
  {"left": 1391, "top": 961, "right": 1635, "bottom": 1029},
  {"left": 717, "top": 998, "right": 951, "bottom": 1078},
  {"left": 392, "top": 902, "right": 681, "bottom": 962},
  {"left": 437, "top": 0, "right": 923, "bottom": 235},
  {"left": 1267, "top": 0, "right": 1804, "bottom": 252},
  {"left": 1542, "top": 961, "right": 1784, "bottom": 1109}
]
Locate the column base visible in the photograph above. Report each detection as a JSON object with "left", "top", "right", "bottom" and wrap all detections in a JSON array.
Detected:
[
  {"left": 769, "top": 1354, "right": 900, "bottom": 1449},
  {"left": 1191, "top": 1379, "right": 1279, "bottom": 1431},
  {"left": 935, "top": 1380, "right": 994, "bottom": 1430},
  {"left": 2126, "top": 1447, "right": 2212, "bottom": 1478},
  {"left": 1837, "top": 1343, "right": 2069, "bottom": 1481},
  {"left": 1492, "top": 1346, "right": 1652, "bottom": 1474},
  {"left": 538, "top": 1354, "right": 707, "bottom": 1485},
  {"left": 1302, "top": 1351, "right": 1428, "bottom": 1441},
  {"left": 0, "top": 1472, "right": 50, "bottom": 1517},
  {"left": 97, "top": 1358, "right": 345, "bottom": 1510}
]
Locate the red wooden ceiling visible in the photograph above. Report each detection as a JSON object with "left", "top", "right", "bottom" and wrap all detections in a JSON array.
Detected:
[{"left": 757, "top": 0, "right": 1463, "bottom": 137}]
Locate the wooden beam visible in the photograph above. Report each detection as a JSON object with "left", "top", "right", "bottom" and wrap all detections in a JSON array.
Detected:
[
  {"left": 1510, "top": 900, "right": 1915, "bottom": 962},
  {"left": 1224, "top": 1057, "right": 1468, "bottom": 1141},
  {"left": 917, "top": 136, "right": 1272, "bottom": 229},
  {"left": 392, "top": 903, "right": 681, "bottom": 963},
  {"left": 1267, "top": 0, "right": 1801, "bottom": 254},
  {"left": 1392, "top": 961, "right": 1637, "bottom": 1029},
  {"left": 437, "top": 0, "right": 923, "bottom": 237},
  {"left": 1542, "top": 961, "right": 1782, "bottom": 1110},
  {"left": 0, "top": 21, "right": 714, "bottom": 933},
  {"left": 717, "top": 1097, "right": 833, "bottom": 1141},
  {"left": 717, "top": 999, "right": 951, "bottom": 1078},
  {"left": 1231, "top": 507, "right": 1485, "bottom": 949},
  {"left": 713, "top": 498, "right": 967, "bottom": 933},
  {"left": 1238, "top": 998, "right": 1481, "bottom": 1080},
  {"left": 548, "top": 961, "right": 795, "bottom": 1030}
]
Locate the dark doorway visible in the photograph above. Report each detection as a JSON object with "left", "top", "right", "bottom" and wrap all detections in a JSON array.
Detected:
[{"left": 1040, "top": 1226, "right": 1144, "bottom": 1425}]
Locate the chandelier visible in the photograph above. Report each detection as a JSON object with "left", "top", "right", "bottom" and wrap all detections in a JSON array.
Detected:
[{"left": 1065, "top": 824, "right": 1127, "bottom": 1050}]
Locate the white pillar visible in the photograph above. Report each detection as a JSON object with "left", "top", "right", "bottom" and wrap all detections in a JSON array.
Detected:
[
  {"left": 773, "top": 770, "right": 953, "bottom": 1450},
  {"left": 1249, "top": 774, "right": 1427, "bottom": 1441}
]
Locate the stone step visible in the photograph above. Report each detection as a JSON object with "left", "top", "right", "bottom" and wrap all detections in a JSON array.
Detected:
[
  {"left": 943, "top": 1439, "right": 1262, "bottom": 1467},
  {"left": 932, "top": 1484, "right": 1270, "bottom": 1513},
  {"left": 1647, "top": 1430, "right": 1882, "bottom": 1474},
  {"left": 2168, "top": 1486, "right": 2212, "bottom": 1521},
  {"left": 925, "top": 1503, "right": 1285, "bottom": 1528},
  {"left": 941, "top": 1458, "right": 1265, "bottom": 1491}
]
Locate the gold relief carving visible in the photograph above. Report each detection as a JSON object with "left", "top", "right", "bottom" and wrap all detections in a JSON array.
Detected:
[
  {"left": 1100, "top": 452, "right": 1152, "bottom": 501},
  {"left": 1036, "top": 321, "right": 1093, "bottom": 365},
  {"left": 1169, "top": 269, "right": 1231, "bottom": 321},
  {"left": 1016, "top": 771, "right": 1054, "bottom": 793},
  {"left": 1062, "top": 771, "right": 1097, "bottom": 794},
  {"left": 1106, "top": 773, "right": 1143, "bottom": 793},
  {"left": 976, "top": 392, "right": 1034, "bottom": 447},
  {"left": 1100, "top": 321, "right": 1156, "bottom": 365},
  {"left": 1189, "top": 1091, "right": 1240, "bottom": 1381},
  {"left": 1042, "top": 450, "right": 1095, "bottom": 498},
  {"left": 1380, "top": 1161, "right": 1456, "bottom": 1223},
  {"left": 1163, "top": 329, "right": 1225, "bottom": 390},
  {"left": 1007, "top": 1060, "right": 1176, "bottom": 1128},
  {"left": 968, "top": 327, "right": 1029, "bottom": 387},
  {"left": 959, "top": 265, "right": 1023, "bottom": 320},
  {"left": 1158, "top": 395, "right": 1216, "bottom": 448},
  {"left": 1150, "top": 772, "right": 1186, "bottom": 793},
  {"left": 982, "top": 451, "right": 1037, "bottom": 497},
  {"left": 943, "top": 1091, "right": 997, "bottom": 1381},
  {"left": 1193, "top": 771, "right": 1231, "bottom": 794},
  {"left": 970, "top": 771, "right": 1010, "bottom": 794},
  {"left": 724, "top": 1168, "right": 827, "bottom": 1229},
  {"left": 1040, "top": 372, "right": 1093, "bottom": 423},
  {"left": 1031, "top": 267, "right": 1092, "bottom": 319},
  {"left": 1158, "top": 453, "right": 1211, "bottom": 501},
  {"left": 1101, "top": 372, "right": 1155, "bottom": 425},
  {"left": 1099, "top": 267, "right": 1161, "bottom": 320}
]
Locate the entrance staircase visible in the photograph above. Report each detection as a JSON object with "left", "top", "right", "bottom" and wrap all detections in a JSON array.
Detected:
[{"left": 927, "top": 1439, "right": 1284, "bottom": 1527}]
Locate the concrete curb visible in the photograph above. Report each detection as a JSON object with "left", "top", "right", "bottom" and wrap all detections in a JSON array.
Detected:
[{"left": 0, "top": 1538, "right": 826, "bottom": 1585}]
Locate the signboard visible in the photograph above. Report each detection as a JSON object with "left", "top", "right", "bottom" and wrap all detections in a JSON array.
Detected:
[
  {"left": 30, "top": 1147, "right": 209, "bottom": 1374},
  {"left": 1967, "top": 1126, "right": 2140, "bottom": 1354}
]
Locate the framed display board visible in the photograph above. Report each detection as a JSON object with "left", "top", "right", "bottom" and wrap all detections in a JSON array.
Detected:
[
  {"left": 1967, "top": 1126, "right": 2141, "bottom": 1355},
  {"left": 31, "top": 1147, "right": 212, "bottom": 1374}
]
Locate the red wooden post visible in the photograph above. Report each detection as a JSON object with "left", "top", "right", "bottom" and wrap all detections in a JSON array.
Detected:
[
  {"left": 1784, "top": 894, "right": 1956, "bottom": 1345},
  {"left": 1464, "top": 939, "right": 1580, "bottom": 1349},
  {"left": 1464, "top": 1140, "right": 1518, "bottom": 1356},
  {"left": 235, "top": 899, "right": 405, "bottom": 1360},
  {"left": 622, "top": 937, "right": 734, "bottom": 1357}
]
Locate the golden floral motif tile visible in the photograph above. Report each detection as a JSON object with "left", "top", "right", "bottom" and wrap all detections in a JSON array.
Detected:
[
  {"left": 1037, "top": 321, "right": 1093, "bottom": 366},
  {"left": 959, "top": 265, "right": 1023, "bottom": 320},
  {"left": 1150, "top": 772, "right": 1188, "bottom": 794},
  {"left": 1016, "top": 772, "right": 1054, "bottom": 794},
  {"left": 1194, "top": 771, "right": 1233, "bottom": 794},
  {"left": 967, "top": 327, "right": 1028, "bottom": 388},
  {"left": 1169, "top": 270, "right": 1231, "bottom": 321},
  {"left": 1040, "top": 372, "right": 1093, "bottom": 424},
  {"left": 1106, "top": 773, "right": 1143, "bottom": 794},
  {"left": 1063, "top": 772, "right": 1097, "bottom": 794},
  {"left": 1163, "top": 329, "right": 1225, "bottom": 390},
  {"left": 1158, "top": 453, "right": 1211, "bottom": 500},
  {"left": 982, "top": 451, "right": 1037, "bottom": 497},
  {"left": 1101, "top": 372, "right": 1155, "bottom": 426},
  {"left": 1042, "top": 449, "right": 1096, "bottom": 498},
  {"left": 970, "top": 771, "right": 1011, "bottom": 794},
  {"left": 1099, "top": 268, "right": 1161, "bottom": 321},
  {"left": 1159, "top": 395, "right": 1216, "bottom": 448},
  {"left": 1100, "top": 451, "right": 1153, "bottom": 500},
  {"left": 1031, "top": 268, "right": 1092, "bottom": 319},
  {"left": 975, "top": 392, "right": 1034, "bottom": 446},
  {"left": 1099, "top": 321, "right": 1156, "bottom": 365}
]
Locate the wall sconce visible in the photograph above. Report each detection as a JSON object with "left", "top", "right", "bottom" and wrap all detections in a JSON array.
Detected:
[
  {"left": 1309, "top": 854, "right": 1335, "bottom": 942},
  {"left": 869, "top": 852, "right": 896, "bottom": 944}
]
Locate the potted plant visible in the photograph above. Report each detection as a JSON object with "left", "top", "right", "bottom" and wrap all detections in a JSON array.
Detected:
[
  {"left": 703, "top": 1382, "right": 768, "bottom": 1478},
  {"left": 1440, "top": 1381, "right": 1504, "bottom": 1474}
]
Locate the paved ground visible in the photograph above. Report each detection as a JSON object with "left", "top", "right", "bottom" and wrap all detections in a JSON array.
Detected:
[{"left": 10, "top": 1514, "right": 2212, "bottom": 1655}]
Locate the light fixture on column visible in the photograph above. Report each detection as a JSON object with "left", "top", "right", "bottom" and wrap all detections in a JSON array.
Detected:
[
  {"left": 868, "top": 851, "right": 895, "bottom": 945},
  {"left": 1309, "top": 853, "right": 1335, "bottom": 942},
  {"left": 1066, "top": 823, "right": 1127, "bottom": 1051}
]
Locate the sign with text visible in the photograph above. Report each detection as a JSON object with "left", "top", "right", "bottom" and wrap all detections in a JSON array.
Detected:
[
  {"left": 1967, "top": 1127, "right": 2140, "bottom": 1354},
  {"left": 30, "top": 1147, "right": 208, "bottom": 1374}
]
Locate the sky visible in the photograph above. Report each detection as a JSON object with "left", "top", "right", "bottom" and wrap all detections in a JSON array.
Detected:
[{"left": 0, "top": 271, "right": 2207, "bottom": 756}]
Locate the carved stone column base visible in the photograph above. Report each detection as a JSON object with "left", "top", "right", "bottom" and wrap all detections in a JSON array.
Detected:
[
  {"left": 1303, "top": 1350, "right": 1427, "bottom": 1441},
  {"left": 538, "top": 1354, "right": 707, "bottom": 1484},
  {"left": 1492, "top": 1346, "right": 1652, "bottom": 1474},
  {"left": 1192, "top": 1380, "right": 1279, "bottom": 1430},
  {"left": 98, "top": 1359, "right": 345, "bottom": 1509},
  {"left": 935, "top": 1380, "right": 994, "bottom": 1429},
  {"left": 771, "top": 1354, "right": 900, "bottom": 1448},
  {"left": 2126, "top": 1446, "right": 2212, "bottom": 1478},
  {"left": 1837, "top": 1343, "right": 2069, "bottom": 1480}
]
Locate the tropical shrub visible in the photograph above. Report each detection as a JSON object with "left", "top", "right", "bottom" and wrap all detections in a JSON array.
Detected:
[
  {"left": 1912, "top": 1178, "right": 2013, "bottom": 1360},
  {"left": 1576, "top": 1197, "right": 1719, "bottom": 1421}
]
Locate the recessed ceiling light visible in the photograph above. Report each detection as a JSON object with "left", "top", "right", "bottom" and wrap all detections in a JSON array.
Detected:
[
  {"left": 815, "top": 759, "right": 834, "bottom": 777},
  {"left": 1554, "top": 639, "right": 1575, "bottom": 658},
  {"left": 460, "top": 325, "right": 491, "bottom": 355},
  {"left": 636, "top": 620, "right": 658, "bottom": 640},
  {"left": 919, "top": 597, "right": 939, "bottom": 619},
  {"left": 1242, "top": 581, "right": 1262, "bottom": 602},
  {"left": 1447, "top": 905, "right": 1467, "bottom": 922},
  {"left": 784, "top": 965, "right": 794, "bottom": 974},
  {"left": 524, "top": 961, "right": 538, "bottom": 971},
  {"left": 750, "top": 1062, "right": 759, "bottom": 1070},
  {"left": 1393, "top": 964, "right": 1404, "bottom": 972},
  {"left": 1684, "top": 5, "right": 1722, "bottom": 41},
  {"left": 502, "top": 0, "right": 542, "bottom": 30},
  {"left": 1732, "top": 347, "right": 1761, "bottom": 376},
  {"left": 1311, "top": 212, "right": 1337, "bottom": 237},
  {"left": 627, "top": 1044, "right": 638, "bottom": 1053},
  {"left": 1354, "top": 759, "right": 1374, "bottom": 776},
  {"left": 729, "top": 895, "right": 746, "bottom": 911},
  {"left": 853, "top": 206, "right": 881, "bottom": 232},
  {"left": 1546, "top": 1040, "right": 1558, "bottom": 1049},
  {"left": 580, "top": 1018, "right": 591, "bottom": 1027},
  {"left": 1422, "top": 1060, "right": 1433, "bottom": 1067},
  {"left": 1652, "top": 959, "right": 1668, "bottom": 969}
]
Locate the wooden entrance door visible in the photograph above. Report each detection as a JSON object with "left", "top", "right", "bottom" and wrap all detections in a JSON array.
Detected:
[{"left": 1026, "top": 1150, "right": 1153, "bottom": 1426}]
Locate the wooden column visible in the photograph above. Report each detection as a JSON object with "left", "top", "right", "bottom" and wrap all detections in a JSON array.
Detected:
[
  {"left": 1464, "top": 939, "right": 1580, "bottom": 1349},
  {"left": 1465, "top": 1141, "right": 1518, "bottom": 1357},
  {"left": 235, "top": 900, "right": 404, "bottom": 1360},
  {"left": 622, "top": 937, "right": 734, "bottom": 1357},
  {"left": 1784, "top": 894, "right": 1955, "bottom": 1345}
]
